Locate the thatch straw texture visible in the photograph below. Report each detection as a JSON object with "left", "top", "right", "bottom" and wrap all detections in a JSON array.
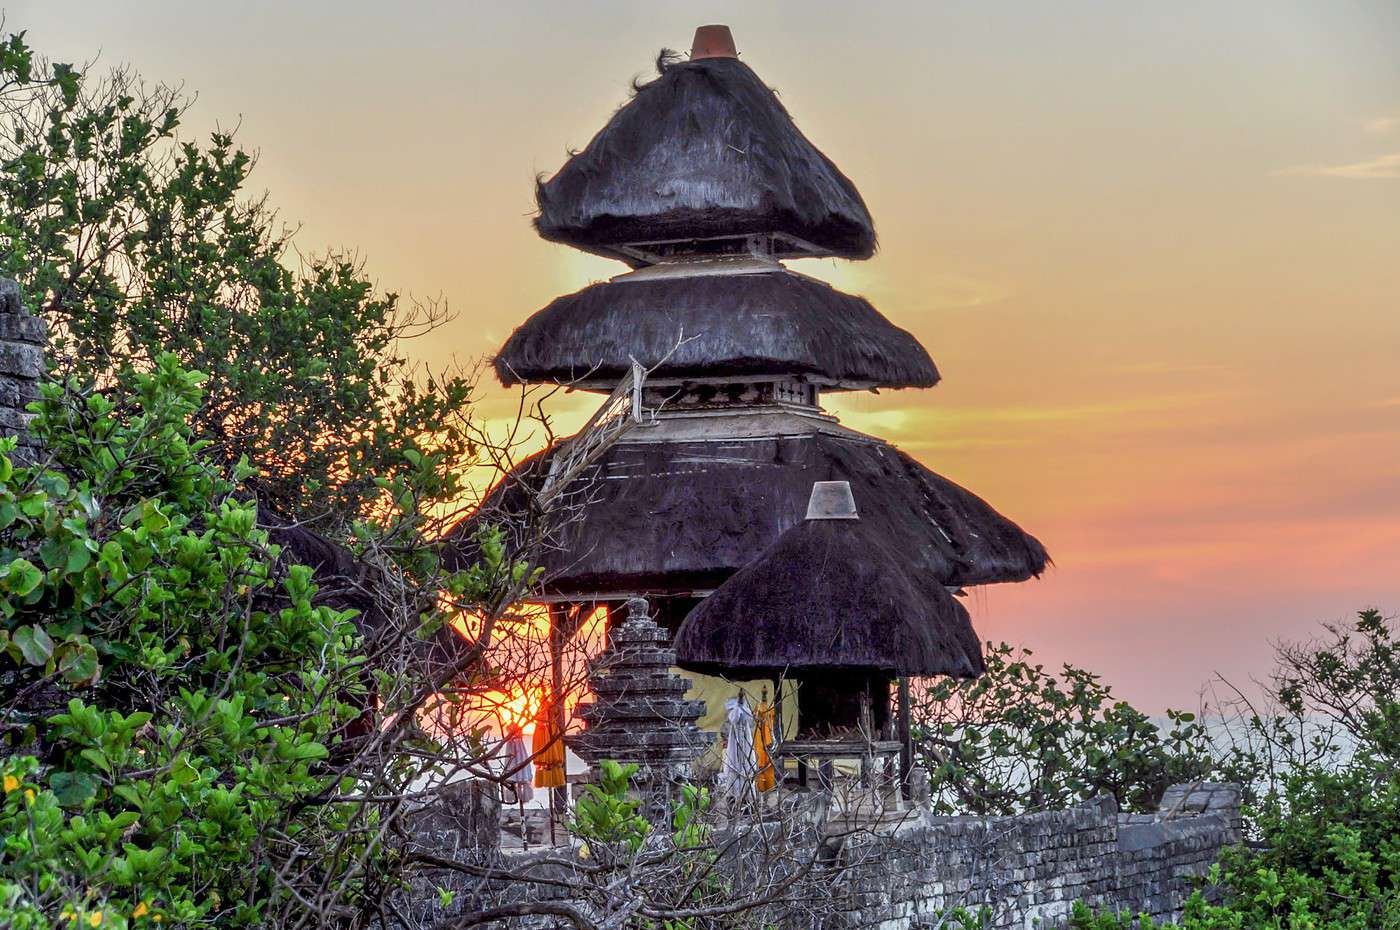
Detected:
[
  {"left": 534, "top": 55, "right": 875, "bottom": 260},
  {"left": 672, "top": 517, "right": 985, "bottom": 678},
  {"left": 494, "top": 270, "right": 938, "bottom": 389},
  {"left": 447, "top": 431, "right": 1047, "bottom": 595}
]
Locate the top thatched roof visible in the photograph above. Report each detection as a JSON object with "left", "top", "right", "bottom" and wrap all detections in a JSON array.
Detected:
[
  {"left": 446, "top": 417, "right": 1048, "bottom": 596},
  {"left": 672, "top": 500, "right": 985, "bottom": 678},
  {"left": 493, "top": 267, "right": 938, "bottom": 390},
  {"left": 534, "top": 52, "right": 875, "bottom": 262}
]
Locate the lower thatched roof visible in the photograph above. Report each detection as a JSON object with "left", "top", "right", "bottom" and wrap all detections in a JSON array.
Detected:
[
  {"left": 446, "top": 421, "right": 1047, "bottom": 596},
  {"left": 494, "top": 269, "right": 938, "bottom": 391},
  {"left": 673, "top": 515, "right": 985, "bottom": 678}
]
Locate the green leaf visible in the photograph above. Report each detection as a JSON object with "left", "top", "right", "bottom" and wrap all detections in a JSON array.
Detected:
[
  {"left": 59, "top": 641, "right": 99, "bottom": 684},
  {"left": 13, "top": 624, "right": 54, "bottom": 665},
  {"left": 17, "top": 491, "right": 46, "bottom": 518},
  {"left": 169, "top": 754, "right": 200, "bottom": 785},
  {"left": 79, "top": 747, "right": 112, "bottom": 774},
  {"left": 1, "top": 557, "right": 43, "bottom": 595},
  {"left": 287, "top": 740, "right": 328, "bottom": 762},
  {"left": 49, "top": 770, "right": 99, "bottom": 807},
  {"left": 52, "top": 62, "right": 81, "bottom": 106},
  {"left": 139, "top": 499, "right": 169, "bottom": 533},
  {"left": 64, "top": 540, "right": 92, "bottom": 573}
]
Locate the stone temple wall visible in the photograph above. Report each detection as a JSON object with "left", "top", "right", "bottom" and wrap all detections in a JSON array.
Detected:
[
  {"left": 0, "top": 279, "right": 45, "bottom": 463},
  {"left": 402, "top": 780, "right": 1240, "bottom": 929},
  {"left": 832, "top": 785, "right": 1240, "bottom": 929}
]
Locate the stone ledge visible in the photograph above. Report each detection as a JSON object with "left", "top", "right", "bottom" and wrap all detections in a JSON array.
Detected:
[
  {"left": 0, "top": 342, "right": 44, "bottom": 378},
  {"left": 0, "top": 313, "right": 46, "bottom": 344}
]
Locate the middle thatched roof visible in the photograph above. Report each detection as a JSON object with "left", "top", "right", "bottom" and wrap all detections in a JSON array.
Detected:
[
  {"left": 493, "top": 268, "right": 939, "bottom": 390},
  {"left": 672, "top": 484, "right": 986, "bottom": 678}
]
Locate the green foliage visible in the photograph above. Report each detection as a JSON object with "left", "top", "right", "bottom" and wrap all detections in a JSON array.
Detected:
[
  {"left": 1071, "top": 610, "right": 1400, "bottom": 929},
  {"left": 571, "top": 760, "right": 650, "bottom": 854},
  {"left": 914, "top": 641, "right": 1215, "bottom": 814},
  {"left": 567, "top": 764, "right": 738, "bottom": 930},
  {"left": 0, "top": 358, "right": 371, "bottom": 927},
  {"left": 670, "top": 782, "right": 711, "bottom": 850},
  {"left": 0, "top": 29, "right": 476, "bottom": 533}
]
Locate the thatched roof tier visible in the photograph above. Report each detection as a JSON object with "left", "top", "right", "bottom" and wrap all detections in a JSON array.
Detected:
[
  {"left": 672, "top": 493, "right": 985, "bottom": 678},
  {"left": 533, "top": 51, "right": 875, "bottom": 263},
  {"left": 447, "top": 417, "right": 1047, "bottom": 596},
  {"left": 493, "top": 267, "right": 938, "bottom": 390}
]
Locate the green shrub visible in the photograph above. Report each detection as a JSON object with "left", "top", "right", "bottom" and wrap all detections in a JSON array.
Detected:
[
  {"left": 914, "top": 641, "right": 1215, "bottom": 814},
  {"left": 0, "top": 30, "right": 477, "bottom": 534},
  {"left": 0, "top": 358, "right": 370, "bottom": 927}
]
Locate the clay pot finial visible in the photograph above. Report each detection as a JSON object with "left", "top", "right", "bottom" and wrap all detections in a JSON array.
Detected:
[{"left": 690, "top": 24, "right": 738, "bottom": 60}]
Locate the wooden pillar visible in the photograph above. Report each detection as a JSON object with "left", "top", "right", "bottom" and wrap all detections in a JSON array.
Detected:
[
  {"left": 898, "top": 676, "right": 913, "bottom": 799},
  {"left": 772, "top": 675, "right": 784, "bottom": 790},
  {"left": 547, "top": 603, "right": 569, "bottom": 816}
]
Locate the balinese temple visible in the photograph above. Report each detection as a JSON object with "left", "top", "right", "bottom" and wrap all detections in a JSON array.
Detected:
[{"left": 451, "top": 25, "right": 1046, "bottom": 779}]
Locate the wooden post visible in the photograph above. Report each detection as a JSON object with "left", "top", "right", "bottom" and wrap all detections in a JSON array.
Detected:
[
  {"left": 898, "top": 677, "right": 912, "bottom": 799},
  {"left": 547, "top": 603, "right": 570, "bottom": 831},
  {"left": 772, "top": 675, "right": 783, "bottom": 790}
]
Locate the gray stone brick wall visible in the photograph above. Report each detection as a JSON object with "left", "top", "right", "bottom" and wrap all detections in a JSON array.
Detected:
[
  {"left": 401, "top": 781, "right": 1240, "bottom": 928},
  {"left": 0, "top": 279, "right": 46, "bottom": 462},
  {"left": 829, "top": 785, "right": 1240, "bottom": 929}
]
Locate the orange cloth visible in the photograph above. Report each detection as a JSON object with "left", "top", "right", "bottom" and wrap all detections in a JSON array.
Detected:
[
  {"left": 532, "top": 705, "right": 567, "bottom": 789},
  {"left": 753, "top": 702, "right": 777, "bottom": 793}
]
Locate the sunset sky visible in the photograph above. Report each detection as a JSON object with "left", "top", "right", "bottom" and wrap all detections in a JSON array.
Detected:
[{"left": 16, "top": 0, "right": 1400, "bottom": 709}]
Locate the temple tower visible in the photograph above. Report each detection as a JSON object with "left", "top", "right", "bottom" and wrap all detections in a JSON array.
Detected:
[{"left": 453, "top": 26, "right": 1047, "bottom": 763}]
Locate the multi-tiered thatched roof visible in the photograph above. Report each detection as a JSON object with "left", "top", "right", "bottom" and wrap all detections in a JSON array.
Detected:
[{"left": 450, "top": 26, "right": 1048, "bottom": 659}]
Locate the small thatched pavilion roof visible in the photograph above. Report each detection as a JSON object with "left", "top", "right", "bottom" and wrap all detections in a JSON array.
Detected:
[
  {"left": 673, "top": 482, "right": 985, "bottom": 678},
  {"left": 446, "top": 423, "right": 1047, "bottom": 596},
  {"left": 494, "top": 267, "right": 938, "bottom": 390},
  {"left": 533, "top": 36, "right": 875, "bottom": 262}
]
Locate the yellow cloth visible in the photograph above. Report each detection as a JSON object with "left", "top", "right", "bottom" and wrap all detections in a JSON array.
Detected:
[
  {"left": 532, "top": 707, "right": 566, "bottom": 789},
  {"left": 753, "top": 702, "right": 776, "bottom": 792}
]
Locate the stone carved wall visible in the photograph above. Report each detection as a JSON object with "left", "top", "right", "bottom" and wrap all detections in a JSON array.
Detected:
[{"left": 0, "top": 279, "right": 45, "bottom": 463}]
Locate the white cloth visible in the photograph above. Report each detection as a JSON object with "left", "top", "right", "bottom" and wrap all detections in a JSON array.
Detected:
[
  {"left": 503, "top": 731, "right": 534, "bottom": 803},
  {"left": 720, "top": 697, "right": 757, "bottom": 798}
]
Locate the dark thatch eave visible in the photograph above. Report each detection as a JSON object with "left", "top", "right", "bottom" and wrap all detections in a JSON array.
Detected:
[
  {"left": 672, "top": 518, "right": 985, "bottom": 679},
  {"left": 534, "top": 54, "right": 875, "bottom": 261},
  {"left": 446, "top": 429, "right": 1048, "bottom": 596},
  {"left": 493, "top": 270, "right": 938, "bottom": 390}
]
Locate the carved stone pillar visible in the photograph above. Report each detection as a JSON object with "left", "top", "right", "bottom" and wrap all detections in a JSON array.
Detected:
[{"left": 573, "top": 597, "right": 711, "bottom": 819}]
